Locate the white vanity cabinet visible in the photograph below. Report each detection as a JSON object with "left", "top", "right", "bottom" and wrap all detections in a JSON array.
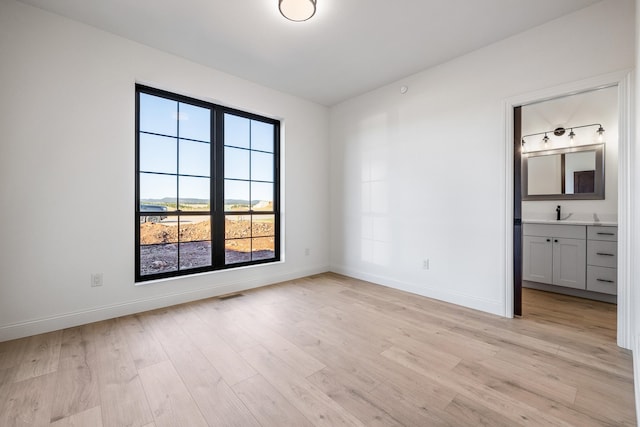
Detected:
[
  {"left": 586, "top": 226, "right": 617, "bottom": 295},
  {"left": 523, "top": 224, "right": 586, "bottom": 289},
  {"left": 523, "top": 223, "right": 618, "bottom": 297}
]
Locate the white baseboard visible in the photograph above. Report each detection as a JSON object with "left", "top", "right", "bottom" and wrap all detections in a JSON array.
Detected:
[
  {"left": 634, "top": 335, "right": 640, "bottom": 425},
  {"left": 330, "top": 265, "right": 504, "bottom": 316},
  {"left": 0, "top": 266, "right": 329, "bottom": 342},
  {"left": 522, "top": 280, "right": 617, "bottom": 304}
]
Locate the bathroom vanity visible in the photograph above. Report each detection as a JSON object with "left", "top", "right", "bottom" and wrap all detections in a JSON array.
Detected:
[{"left": 522, "top": 221, "right": 617, "bottom": 302}]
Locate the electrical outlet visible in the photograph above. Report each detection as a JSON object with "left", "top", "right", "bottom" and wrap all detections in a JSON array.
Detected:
[
  {"left": 91, "top": 273, "right": 103, "bottom": 287},
  {"left": 422, "top": 259, "right": 429, "bottom": 270}
]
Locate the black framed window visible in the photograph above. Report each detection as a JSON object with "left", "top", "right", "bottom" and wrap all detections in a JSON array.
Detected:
[{"left": 135, "top": 85, "right": 280, "bottom": 282}]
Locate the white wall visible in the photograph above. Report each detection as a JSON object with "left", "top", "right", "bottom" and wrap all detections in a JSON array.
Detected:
[
  {"left": 522, "top": 86, "right": 619, "bottom": 222},
  {"left": 0, "top": 0, "right": 330, "bottom": 341},
  {"left": 329, "top": 0, "right": 635, "bottom": 316}
]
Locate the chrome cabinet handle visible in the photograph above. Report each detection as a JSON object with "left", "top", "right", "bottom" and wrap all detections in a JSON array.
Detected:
[
  {"left": 597, "top": 232, "right": 615, "bottom": 236},
  {"left": 597, "top": 279, "right": 615, "bottom": 283},
  {"left": 596, "top": 252, "right": 615, "bottom": 256}
]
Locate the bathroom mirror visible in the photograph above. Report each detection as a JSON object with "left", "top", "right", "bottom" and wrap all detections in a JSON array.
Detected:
[{"left": 522, "top": 143, "right": 604, "bottom": 200}]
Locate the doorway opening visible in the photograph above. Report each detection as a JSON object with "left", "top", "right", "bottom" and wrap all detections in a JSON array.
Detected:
[{"left": 505, "top": 71, "right": 632, "bottom": 349}]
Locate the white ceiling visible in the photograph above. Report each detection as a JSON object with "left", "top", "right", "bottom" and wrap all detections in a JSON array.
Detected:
[{"left": 18, "top": 0, "right": 601, "bottom": 106}]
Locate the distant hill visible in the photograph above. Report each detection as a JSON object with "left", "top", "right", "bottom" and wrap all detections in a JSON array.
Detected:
[
  {"left": 142, "top": 198, "right": 269, "bottom": 206},
  {"left": 225, "top": 199, "right": 269, "bottom": 206},
  {"left": 141, "top": 197, "right": 208, "bottom": 205}
]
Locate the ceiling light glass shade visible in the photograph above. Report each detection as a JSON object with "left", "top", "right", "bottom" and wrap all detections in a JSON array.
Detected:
[{"left": 279, "top": 0, "right": 316, "bottom": 22}]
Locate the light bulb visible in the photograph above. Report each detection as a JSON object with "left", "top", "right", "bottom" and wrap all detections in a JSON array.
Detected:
[
  {"left": 596, "top": 125, "right": 605, "bottom": 142},
  {"left": 568, "top": 129, "right": 575, "bottom": 145},
  {"left": 542, "top": 133, "right": 549, "bottom": 145}
]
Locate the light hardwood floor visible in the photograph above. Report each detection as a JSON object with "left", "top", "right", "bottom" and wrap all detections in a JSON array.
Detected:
[{"left": 0, "top": 273, "right": 634, "bottom": 426}]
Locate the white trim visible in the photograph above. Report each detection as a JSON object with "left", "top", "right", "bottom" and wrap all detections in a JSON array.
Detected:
[
  {"left": 331, "top": 265, "right": 504, "bottom": 316},
  {"left": 616, "top": 73, "right": 633, "bottom": 349},
  {"left": 503, "top": 69, "right": 633, "bottom": 349},
  {"left": 635, "top": 334, "right": 640, "bottom": 424},
  {"left": 0, "top": 266, "right": 329, "bottom": 342}
]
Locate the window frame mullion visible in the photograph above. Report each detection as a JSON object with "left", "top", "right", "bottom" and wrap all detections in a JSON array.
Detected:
[{"left": 213, "top": 108, "right": 226, "bottom": 267}]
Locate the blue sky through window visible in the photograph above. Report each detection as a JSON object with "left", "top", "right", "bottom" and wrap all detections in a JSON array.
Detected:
[{"left": 139, "top": 94, "right": 275, "bottom": 205}]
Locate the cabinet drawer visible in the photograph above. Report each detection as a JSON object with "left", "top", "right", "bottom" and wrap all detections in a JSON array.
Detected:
[
  {"left": 586, "top": 265, "right": 617, "bottom": 295},
  {"left": 587, "top": 226, "right": 617, "bottom": 241},
  {"left": 587, "top": 240, "right": 617, "bottom": 268},
  {"left": 523, "top": 223, "right": 585, "bottom": 239}
]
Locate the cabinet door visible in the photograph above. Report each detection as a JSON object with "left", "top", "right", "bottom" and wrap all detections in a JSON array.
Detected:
[
  {"left": 523, "top": 236, "right": 552, "bottom": 284},
  {"left": 553, "top": 237, "right": 586, "bottom": 289}
]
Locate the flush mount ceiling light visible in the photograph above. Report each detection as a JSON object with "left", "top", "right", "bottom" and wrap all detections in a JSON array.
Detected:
[{"left": 279, "top": 0, "right": 316, "bottom": 22}]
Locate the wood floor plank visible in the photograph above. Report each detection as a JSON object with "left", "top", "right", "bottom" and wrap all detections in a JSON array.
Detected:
[
  {"left": 442, "top": 360, "right": 577, "bottom": 426},
  {"left": 139, "top": 306, "right": 260, "bottom": 426},
  {"left": 168, "top": 304, "right": 257, "bottom": 386},
  {"left": 224, "top": 306, "right": 326, "bottom": 378},
  {"left": 306, "top": 367, "right": 405, "bottom": 427},
  {"left": 389, "top": 328, "right": 498, "bottom": 362},
  {"left": 14, "top": 330, "right": 62, "bottom": 382},
  {"left": 0, "top": 372, "right": 56, "bottom": 427},
  {"left": 0, "top": 337, "right": 28, "bottom": 371},
  {"left": 287, "top": 331, "right": 382, "bottom": 393},
  {"left": 574, "top": 385, "right": 637, "bottom": 426},
  {"left": 454, "top": 358, "right": 625, "bottom": 426},
  {"left": 382, "top": 340, "right": 461, "bottom": 372},
  {"left": 240, "top": 344, "right": 365, "bottom": 426},
  {"left": 198, "top": 341, "right": 257, "bottom": 387},
  {"left": 477, "top": 355, "right": 578, "bottom": 405},
  {"left": 92, "top": 321, "right": 153, "bottom": 427},
  {"left": 472, "top": 368, "right": 626, "bottom": 427},
  {"left": 443, "top": 393, "right": 517, "bottom": 427},
  {"left": 138, "top": 360, "right": 208, "bottom": 427},
  {"left": 170, "top": 347, "right": 260, "bottom": 426},
  {"left": 493, "top": 345, "right": 632, "bottom": 392},
  {"left": 116, "top": 314, "right": 168, "bottom": 371},
  {"left": 49, "top": 406, "right": 103, "bottom": 427},
  {"left": 49, "top": 325, "right": 100, "bottom": 423},
  {"left": 189, "top": 299, "right": 259, "bottom": 352},
  {"left": 365, "top": 380, "right": 451, "bottom": 426},
  {"left": 233, "top": 374, "right": 314, "bottom": 427}
]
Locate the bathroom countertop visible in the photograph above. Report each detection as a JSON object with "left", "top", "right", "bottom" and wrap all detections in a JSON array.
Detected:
[{"left": 523, "top": 219, "right": 618, "bottom": 227}]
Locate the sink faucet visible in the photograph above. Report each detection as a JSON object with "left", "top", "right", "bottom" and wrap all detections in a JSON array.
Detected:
[{"left": 556, "top": 205, "right": 561, "bottom": 221}]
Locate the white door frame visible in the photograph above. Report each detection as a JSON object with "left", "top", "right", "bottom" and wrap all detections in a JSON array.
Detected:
[{"left": 503, "top": 69, "right": 633, "bottom": 349}]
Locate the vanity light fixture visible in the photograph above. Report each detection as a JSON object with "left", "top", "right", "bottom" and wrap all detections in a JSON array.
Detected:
[
  {"left": 521, "top": 123, "right": 605, "bottom": 153},
  {"left": 279, "top": 0, "right": 316, "bottom": 21}
]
